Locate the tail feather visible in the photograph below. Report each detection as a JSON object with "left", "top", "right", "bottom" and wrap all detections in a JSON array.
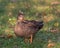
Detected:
[{"left": 37, "top": 21, "right": 43, "bottom": 29}]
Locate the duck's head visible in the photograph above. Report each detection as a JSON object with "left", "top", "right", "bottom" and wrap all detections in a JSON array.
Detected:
[{"left": 17, "top": 11, "right": 24, "bottom": 22}]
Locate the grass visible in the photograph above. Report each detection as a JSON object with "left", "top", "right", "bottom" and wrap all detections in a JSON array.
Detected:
[
  {"left": 0, "top": 0, "right": 60, "bottom": 48},
  {"left": 0, "top": 30, "right": 60, "bottom": 48}
]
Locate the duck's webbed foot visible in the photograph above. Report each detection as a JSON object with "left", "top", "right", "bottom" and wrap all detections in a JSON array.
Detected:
[
  {"left": 24, "top": 34, "right": 33, "bottom": 44},
  {"left": 24, "top": 38, "right": 29, "bottom": 43}
]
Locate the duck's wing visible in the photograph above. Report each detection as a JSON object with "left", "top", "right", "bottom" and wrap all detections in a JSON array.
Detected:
[
  {"left": 25, "top": 20, "right": 43, "bottom": 29},
  {"left": 23, "top": 20, "right": 37, "bottom": 27}
]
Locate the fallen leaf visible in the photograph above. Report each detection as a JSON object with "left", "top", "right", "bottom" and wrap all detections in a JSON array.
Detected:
[{"left": 47, "top": 43, "right": 55, "bottom": 48}]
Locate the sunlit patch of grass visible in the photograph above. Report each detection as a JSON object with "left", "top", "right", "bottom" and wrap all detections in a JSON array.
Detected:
[
  {"left": 5, "top": 3, "right": 17, "bottom": 9},
  {"left": 8, "top": 17, "right": 16, "bottom": 25},
  {"left": 53, "top": 42, "right": 60, "bottom": 48},
  {"left": 35, "top": 6, "right": 50, "bottom": 12},
  {"left": 0, "top": 0, "right": 2, "bottom": 2},
  {"left": 43, "top": 14, "right": 56, "bottom": 23}
]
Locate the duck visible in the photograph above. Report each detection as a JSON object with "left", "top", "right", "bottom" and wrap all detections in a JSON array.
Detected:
[{"left": 14, "top": 11, "right": 44, "bottom": 43}]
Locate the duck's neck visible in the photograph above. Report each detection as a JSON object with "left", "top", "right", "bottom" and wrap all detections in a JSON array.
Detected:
[{"left": 17, "top": 19, "right": 24, "bottom": 22}]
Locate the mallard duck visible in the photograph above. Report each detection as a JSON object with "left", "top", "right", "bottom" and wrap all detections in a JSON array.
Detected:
[{"left": 14, "top": 11, "right": 43, "bottom": 43}]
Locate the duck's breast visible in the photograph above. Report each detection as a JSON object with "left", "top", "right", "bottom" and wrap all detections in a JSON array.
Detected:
[{"left": 14, "top": 23, "right": 25, "bottom": 37}]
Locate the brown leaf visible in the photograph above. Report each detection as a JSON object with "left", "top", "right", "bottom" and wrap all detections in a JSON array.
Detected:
[
  {"left": 47, "top": 40, "right": 55, "bottom": 48},
  {"left": 47, "top": 43, "right": 55, "bottom": 48}
]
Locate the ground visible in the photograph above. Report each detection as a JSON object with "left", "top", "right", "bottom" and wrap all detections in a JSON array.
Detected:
[{"left": 0, "top": 0, "right": 60, "bottom": 48}]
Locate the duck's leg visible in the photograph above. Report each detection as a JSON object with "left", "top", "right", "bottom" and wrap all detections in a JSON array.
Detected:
[
  {"left": 29, "top": 34, "right": 33, "bottom": 44},
  {"left": 24, "top": 38, "right": 29, "bottom": 43}
]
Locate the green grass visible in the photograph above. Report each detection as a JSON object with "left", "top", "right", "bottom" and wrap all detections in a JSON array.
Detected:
[{"left": 0, "top": 30, "right": 60, "bottom": 48}]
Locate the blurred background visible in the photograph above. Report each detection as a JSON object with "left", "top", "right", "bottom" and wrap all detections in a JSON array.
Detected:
[{"left": 0, "top": 0, "right": 60, "bottom": 48}]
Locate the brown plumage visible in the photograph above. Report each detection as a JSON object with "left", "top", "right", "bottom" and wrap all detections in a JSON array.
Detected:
[{"left": 14, "top": 11, "right": 43, "bottom": 43}]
